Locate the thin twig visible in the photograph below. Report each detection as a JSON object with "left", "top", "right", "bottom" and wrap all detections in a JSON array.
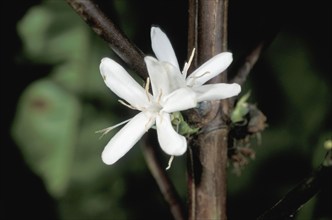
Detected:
[
  {"left": 230, "top": 42, "right": 264, "bottom": 86},
  {"left": 141, "top": 133, "right": 185, "bottom": 220},
  {"left": 257, "top": 151, "right": 332, "bottom": 220},
  {"left": 229, "top": 22, "right": 280, "bottom": 87},
  {"left": 65, "top": 0, "right": 148, "bottom": 79}
]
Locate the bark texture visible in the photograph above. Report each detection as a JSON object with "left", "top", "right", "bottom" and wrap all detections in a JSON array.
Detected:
[{"left": 187, "top": 0, "right": 229, "bottom": 219}]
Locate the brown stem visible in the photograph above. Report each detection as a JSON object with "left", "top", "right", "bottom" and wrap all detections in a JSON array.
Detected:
[
  {"left": 65, "top": 0, "right": 148, "bottom": 79},
  {"left": 187, "top": 0, "right": 229, "bottom": 219},
  {"left": 229, "top": 23, "right": 280, "bottom": 87},
  {"left": 142, "top": 134, "right": 185, "bottom": 220},
  {"left": 230, "top": 43, "right": 264, "bottom": 86},
  {"left": 187, "top": 0, "right": 197, "bottom": 69}
]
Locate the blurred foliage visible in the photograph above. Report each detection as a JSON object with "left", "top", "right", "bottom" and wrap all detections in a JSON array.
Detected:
[
  {"left": 11, "top": 1, "right": 185, "bottom": 220},
  {"left": 14, "top": 0, "right": 115, "bottom": 198},
  {"left": 7, "top": 0, "right": 331, "bottom": 220},
  {"left": 12, "top": 79, "right": 81, "bottom": 197}
]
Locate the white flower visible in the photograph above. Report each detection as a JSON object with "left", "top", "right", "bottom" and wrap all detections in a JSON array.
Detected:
[
  {"left": 148, "top": 27, "right": 241, "bottom": 102},
  {"left": 99, "top": 58, "right": 197, "bottom": 165}
]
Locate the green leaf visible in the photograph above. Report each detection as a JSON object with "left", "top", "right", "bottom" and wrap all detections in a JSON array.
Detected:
[
  {"left": 267, "top": 35, "right": 330, "bottom": 139},
  {"left": 14, "top": 0, "right": 113, "bottom": 198},
  {"left": 17, "top": 0, "right": 112, "bottom": 97},
  {"left": 231, "top": 91, "right": 251, "bottom": 123},
  {"left": 12, "top": 79, "right": 81, "bottom": 197}
]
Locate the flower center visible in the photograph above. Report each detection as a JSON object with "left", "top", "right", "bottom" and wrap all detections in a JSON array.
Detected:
[
  {"left": 143, "top": 77, "right": 163, "bottom": 114},
  {"left": 148, "top": 101, "right": 162, "bottom": 113}
]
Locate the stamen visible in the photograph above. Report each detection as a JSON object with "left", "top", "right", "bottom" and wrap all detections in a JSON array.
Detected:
[
  {"left": 118, "top": 100, "right": 136, "bottom": 110},
  {"left": 145, "top": 77, "right": 151, "bottom": 102},
  {"left": 182, "top": 62, "right": 189, "bottom": 75},
  {"left": 182, "top": 48, "right": 196, "bottom": 78},
  {"left": 157, "top": 89, "right": 163, "bottom": 103},
  {"left": 165, "top": 155, "right": 174, "bottom": 170},
  {"left": 95, "top": 118, "right": 132, "bottom": 139}
]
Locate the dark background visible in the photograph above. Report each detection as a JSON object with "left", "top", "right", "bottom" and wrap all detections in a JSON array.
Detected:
[{"left": 1, "top": 1, "right": 59, "bottom": 219}]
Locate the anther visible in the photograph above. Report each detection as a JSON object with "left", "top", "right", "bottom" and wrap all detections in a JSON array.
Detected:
[
  {"left": 183, "top": 48, "right": 196, "bottom": 78},
  {"left": 145, "top": 77, "right": 151, "bottom": 102}
]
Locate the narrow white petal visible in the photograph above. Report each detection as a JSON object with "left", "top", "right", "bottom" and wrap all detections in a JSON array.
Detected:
[
  {"left": 187, "top": 52, "right": 233, "bottom": 87},
  {"left": 145, "top": 56, "right": 186, "bottom": 98},
  {"left": 101, "top": 112, "right": 154, "bottom": 165},
  {"left": 162, "top": 61, "right": 187, "bottom": 91},
  {"left": 144, "top": 56, "right": 172, "bottom": 97},
  {"left": 192, "top": 83, "right": 241, "bottom": 102},
  {"left": 162, "top": 87, "right": 197, "bottom": 113},
  {"left": 151, "top": 27, "right": 180, "bottom": 70},
  {"left": 100, "top": 58, "right": 150, "bottom": 107},
  {"left": 156, "top": 113, "right": 187, "bottom": 156}
]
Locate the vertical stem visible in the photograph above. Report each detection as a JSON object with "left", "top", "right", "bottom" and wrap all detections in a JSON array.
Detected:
[
  {"left": 187, "top": 0, "right": 229, "bottom": 219},
  {"left": 196, "top": 0, "right": 228, "bottom": 67}
]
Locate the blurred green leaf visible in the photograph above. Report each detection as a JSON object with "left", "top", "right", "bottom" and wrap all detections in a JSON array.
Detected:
[
  {"left": 13, "top": 1, "right": 163, "bottom": 219},
  {"left": 267, "top": 35, "right": 330, "bottom": 140},
  {"left": 18, "top": 0, "right": 83, "bottom": 63},
  {"left": 13, "top": 0, "right": 114, "bottom": 198},
  {"left": 17, "top": 0, "right": 112, "bottom": 96},
  {"left": 12, "top": 79, "right": 81, "bottom": 197}
]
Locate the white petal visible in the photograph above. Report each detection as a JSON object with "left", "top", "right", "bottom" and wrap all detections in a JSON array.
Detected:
[
  {"left": 187, "top": 52, "right": 233, "bottom": 87},
  {"left": 100, "top": 58, "right": 150, "bottom": 107},
  {"left": 151, "top": 27, "right": 180, "bottom": 70},
  {"left": 101, "top": 112, "right": 154, "bottom": 165},
  {"left": 144, "top": 56, "right": 172, "bottom": 97},
  {"left": 162, "top": 60, "right": 187, "bottom": 91},
  {"left": 162, "top": 87, "right": 197, "bottom": 113},
  {"left": 192, "top": 83, "right": 241, "bottom": 102},
  {"left": 145, "top": 56, "right": 186, "bottom": 98},
  {"left": 156, "top": 113, "right": 187, "bottom": 156}
]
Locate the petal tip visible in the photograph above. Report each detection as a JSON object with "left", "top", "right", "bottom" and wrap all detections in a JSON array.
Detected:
[
  {"left": 233, "top": 83, "right": 242, "bottom": 95},
  {"left": 151, "top": 25, "right": 162, "bottom": 32},
  {"left": 144, "top": 56, "right": 157, "bottom": 63},
  {"left": 220, "top": 52, "right": 233, "bottom": 63},
  {"left": 101, "top": 152, "right": 116, "bottom": 165},
  {"left": 151, "top": 26, "right": 162, "bottom": 39},
  {"left": 100, "top": 57, "right": 111, "bottom": 65},
  {"left": 99, "top": 57, "right": 118, "bottom": 72},
  {"left": 173, "top": 140, "right": 187, "bottom": 156}
]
